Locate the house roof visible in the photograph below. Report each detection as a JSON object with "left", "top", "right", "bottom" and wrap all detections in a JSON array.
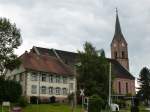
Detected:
[
  {"left": 20, "top": 52, "right": 73, "bottom": 76},
  {"left": 108, "top": 59, "right": 135, "bottom": 80},
  {"left": 31, "top": 46, "right": 79, "bottom": 66},
  {"left": 31, "top": 46, "right": 135, "bottom": 80}
]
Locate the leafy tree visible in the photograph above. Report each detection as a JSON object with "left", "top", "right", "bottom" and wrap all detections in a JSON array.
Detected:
[
  {"left": 138, "top": 67, "right": 150, "bottom": 105},
  {"left": 0, "top": 18, "right": 22, "bottom": 76},
  {"left": 77, "top": 42, "right": 109, "bottom": 101},
  {"left": 0, "top": 76, "right": 22, "bottom": 102}
]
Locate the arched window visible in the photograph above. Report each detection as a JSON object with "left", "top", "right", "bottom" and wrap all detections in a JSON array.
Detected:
[
  {"left": 62, "top": 88, "right": 67, "bottom": 95},
  {"left": 122, "top": 51, "right": 125, "bottom": 58},
  {"left": 126, "top": 82, "right": 128, "bottom": 94},
  {"left": 114, "top": 52, "right": 117, "bottom": 58},
  {"left": 49, "top": 87, "right": 53, "bottom": 94},
  {"left": 118, "top": 82, "right": 121, "bottom": 94},
  {"left": 56, "top": 87, "right": 61, "bottom": 95}
]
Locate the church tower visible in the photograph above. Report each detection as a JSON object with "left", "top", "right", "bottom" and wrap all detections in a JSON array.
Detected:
[{"left": 111, "top": 10, "right": 129, "bottom": 70}]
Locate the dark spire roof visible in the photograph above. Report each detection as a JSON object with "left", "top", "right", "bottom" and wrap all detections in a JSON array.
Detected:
[
  {"left": 115, "top": 8, "right": 122, "bottom": 35},
  {"left": 111, "top": 9, "right": 127, "bottom": 45}
]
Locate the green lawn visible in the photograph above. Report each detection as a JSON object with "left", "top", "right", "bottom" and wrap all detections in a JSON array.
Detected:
[
  {"left": 1, "top": 104, "right": 150, "bottom": 112},
  {"left": 0, "top": 104, "right": 82, "bottom": 112},
  {"left": 23, "top": 104, "right": 82, "bottom": 112}
]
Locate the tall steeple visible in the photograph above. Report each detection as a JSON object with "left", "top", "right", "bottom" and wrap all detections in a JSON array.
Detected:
[
  {"left": 111, "top": 9, "right": 129, "bottom": 70},
  {"left": 115, "top": 8, "right": 122, "bottom": 35}
]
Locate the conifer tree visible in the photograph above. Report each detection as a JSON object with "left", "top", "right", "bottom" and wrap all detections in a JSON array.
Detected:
[{"left": 138, "top": 67, "right": 150, "bottom": 105}]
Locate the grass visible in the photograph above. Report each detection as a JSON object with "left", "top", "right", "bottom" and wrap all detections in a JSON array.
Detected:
[
  {"left": 0, "top": 104, "right": 82, "bottom": 112},
  {"left": 119, "top": 106, "right": 150, "bottom": 112},
  {"left": 23, "top": 104, "right": 82, "bottom": 112},
  {"left": 1, "top": 104, "right": 150, "bottom": 112}
]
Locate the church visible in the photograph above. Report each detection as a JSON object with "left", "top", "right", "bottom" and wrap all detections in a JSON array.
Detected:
[{"left": 6, "top": 12, "right": 135, "bottom": 102}]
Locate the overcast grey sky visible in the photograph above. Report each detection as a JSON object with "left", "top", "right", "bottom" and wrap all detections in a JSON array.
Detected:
[{"left": 0, "top": 0, "right": 150, "bottom": 77}]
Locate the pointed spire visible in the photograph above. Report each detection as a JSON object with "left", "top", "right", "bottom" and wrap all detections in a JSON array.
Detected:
[{"left": 115, "top": 8, "right": 122, "bottom": 35}]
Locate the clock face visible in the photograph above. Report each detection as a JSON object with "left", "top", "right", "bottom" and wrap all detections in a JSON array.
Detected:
[
  {"left": 113, "top": 44, "right": 116, "bottom": 47},
  {"left": 122, "top": 43, "right": 125, "bottom": 47}
]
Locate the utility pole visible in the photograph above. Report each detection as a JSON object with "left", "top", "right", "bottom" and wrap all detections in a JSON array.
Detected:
[
  {"left": 72, "top": 66, "right": 77, "bottom": 112},
  {"left": 108, "top": 62, "right": 112, "bottom": 106},
  {"left": 37, "top": 73, "right": 41, "bottom": 112}
]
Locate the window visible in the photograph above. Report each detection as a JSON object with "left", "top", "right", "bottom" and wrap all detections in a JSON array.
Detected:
[
  {"left": 63, "top": 77, "right": 67, "bottom": 84},
  {"left": 41, "top": 86, "right": 46, "bottom": 94},
  {"left": 56, "top": 87, "right": 61, "bottom": 95},
  {"left": 118, "top": 82, "right": 121, "bottom": 94},
  {"left": 69, "top": 83, "right": 74, "bottom": 90},
  {"left": 31, "top": 72, "right": 37, "bottom": 81},
  {"left": 114, "top": 52, "right": 117, "bottom": 58},
  {"left": 49, "top": 75, "right": 53, "bottom": 83},
  {"left": 49, "top": 87, "right": 53, "bottom": 94},
  {"left": 31, "top": 85, "right": 37, "bottom": 94},
  {"left": 122, "top": 51, "right": 125, "bottom": 58},
  {"left": 62, "top": 88, "right": 67, "bottom": 95},
  {"left": 53, "top": 75, "right": 56, "bottom": 83},
  {"left": 126, "top": 82, "right": 128, "bottom": 94},
  {"left": 42, "top": 74, "right": 46, "bottom": 82},
  {"left": 56, "top": 76, "right": 60, "bottom": 83}
]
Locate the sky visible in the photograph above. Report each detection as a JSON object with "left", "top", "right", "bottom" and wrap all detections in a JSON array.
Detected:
[{"left": 0, "top": 0, "right": 150, "bottom": 77}]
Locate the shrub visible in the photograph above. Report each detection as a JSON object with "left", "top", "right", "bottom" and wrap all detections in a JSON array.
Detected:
[
  {"left": 17, "top": 96, "right": 28, "bottom": 107},
  {"left": 0, "top": 77, "right": 22, "bottom": 103},
  {"left": 68, "top": 93, "right": 74, "bottom": 104},
  {"left": 113, "top": 99, "right": 126, "bottom": 108},
  {"left": 88, "top": 95, "right": 104, "bottom": 112}
]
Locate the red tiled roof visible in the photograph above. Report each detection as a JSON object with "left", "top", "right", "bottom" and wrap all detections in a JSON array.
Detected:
[{"left": 20, "top": 52, "right": 73, "bottom": 76}]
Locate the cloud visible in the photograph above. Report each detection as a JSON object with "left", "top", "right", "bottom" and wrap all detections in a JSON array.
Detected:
[{"left": 0, "top": 0, "right": 150, "bottom": 77}]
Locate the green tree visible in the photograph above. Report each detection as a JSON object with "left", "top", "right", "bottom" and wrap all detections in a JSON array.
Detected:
[
  {"left": 138, "top": 67, "right": 150, "bottom": 105},
  {"left": 0, "top": 76, "right": 22, "bottom": 102},
  {"left": 77, "top": 42, "right": 109, "bottom": 101},
  {"left": 0, "top": 18, "right": 22, "bottom": 76}
]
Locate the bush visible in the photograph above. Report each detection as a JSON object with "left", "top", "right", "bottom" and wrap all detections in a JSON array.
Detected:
[
  {"left": 113, "top": 99, "right": 126, "bottom": 108},
  {"left": 17, "top": 96, "right": 28, "bottom": 107},
  {"left": 0, "top": 77, "right": 22, "bottom": 103},
  {"left": 88, "top": 95, "right": 104, "bottom": 112},
  {"left": 131, "top": 106, "right": 139, "bottom": 112},
  {"left": 68, "top": 93, "right": 74, "bottom": 104}
]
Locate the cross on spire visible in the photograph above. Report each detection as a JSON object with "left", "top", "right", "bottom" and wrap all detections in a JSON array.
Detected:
[{"left": 116, "top": 8, "right": 118, "bottom": 15}]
